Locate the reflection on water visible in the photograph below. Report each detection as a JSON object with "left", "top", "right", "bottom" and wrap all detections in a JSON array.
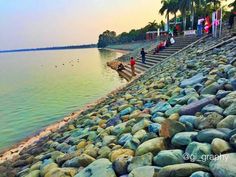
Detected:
[{"left": 0, "top": 48, "right": 126, "bottom": 151}]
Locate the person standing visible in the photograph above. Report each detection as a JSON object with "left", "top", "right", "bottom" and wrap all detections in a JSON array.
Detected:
[
  {"left": 130, "top": 57, "right": 136, "bottom": 76},
  {"left": 140, "top": 48, "right": 147, "bottom": 64},
  {"left": 197, "top": 17, "right": 205, "bottom": 37}
]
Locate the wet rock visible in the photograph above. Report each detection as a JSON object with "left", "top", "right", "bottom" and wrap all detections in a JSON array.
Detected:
[
  {"left": 157, "top": 163, "right": 210, "bottom": 177},
  {"left": 135, "top": 137, "right": 166, "bottom": 156},
  {"left": 197, "top": 129, "right": 228, "bottom": 143},
  {"left": 153, "top": 149, "right": 184, "bottom": 167},
  {"left": 210, "top": 153, "right": 236, "bottom": 177},
  {"left": 185, "top": 142, "right": 211, "bottom": 165},
  {"left": 74, "top": 158, "right": 116, "bottom": 177},
  {"left": 211, "top": 138, "right": 232, "bottom": 155},
  {"left": 217, "top": 115, "right": 236, "bottom": 129},
  {"left": 180, "top": 97, "right": 218, "bottom": 115},
  {"left": 127, "top": 152, "right": 153, "bottom": 172},
  {"left": 159, "top": 119, "right": 186, "bottom": 138}
]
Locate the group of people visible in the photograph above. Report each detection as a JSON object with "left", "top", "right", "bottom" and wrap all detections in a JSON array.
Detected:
[
  {"left": 153, "top": 34, "right": 175, "bottom": 54},
  {"left": 117, "top": 35, "right": 176, "bottom": 77},
  {"left": 197, "top": 15, "right": 212, "bottom": 37}
]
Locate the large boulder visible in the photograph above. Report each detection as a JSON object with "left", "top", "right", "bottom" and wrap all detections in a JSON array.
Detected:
[
  {"left": 201, "top": 104, "right": 224, "bottom": 115},
  {"left": 157, "top": 163, "right": 210, "bottom": 177},
  {"left": 210, "top": 153, "right": 236, "bottom": 177},
  {"left": 153, "top": 149, "right": 184, "bottom": 167},
  {"left": 219, "top": 91, "right": 236, "bottom": 108},
  {"left": 197, "top": 129, "right": 228, "bottom": 143},
  {"left": 62, "top": 154, "right": 95, "bottom": 167},
  {"left": 185, "top": 142, "right": 212, "bottom": 165},
  {"left": 217, "top": 115, "right": 236, "bottom": 129},
  {"left": 171, "top": 132, "right": 198, "bottom": 147},
  {"left": 180, "top": 97, "right": 218, "bottom": 115},
  {"left": 180, "top": 73, "right": 206, "bottom": 88},
  {"left": 127, "top": 153, "right": 153, "bottom": 172},
  {"left": 128, "top": 166, "right": 160, "bottom": 177},
  {"left": 200, "top": 82, "right": 221, "bottom": 95},
  {"left": 159, "top": 119, "right": 186, "bottom": 138},
  {"left": 135, "top": 137, "right": 166, "bottom": 156},
  {"left": 112, "top": 155, "right": 132, "bottom": 176},
  {"left": 195, "top": 112, "right": 224, "bottom": 129},
  {"left": 45, "top": 168, "right": 77, "bottom": 177},
  {"left": 211, "top": 138, "right": 232, "bottom": 155},
  {"left": 224, "top": 102, "right": 236, "bottom": 116},
  {"left": 190, "top": 171, "right": 213, "bottom": 177},
  {"left": 150, "top": 102, "right": 172, "bottom": 114},
  {"left": 74, "top": 159, "right": 116, "bottom": 177},
  {"left": 110, "top": 149, "right": 134, "bottom": 162}
]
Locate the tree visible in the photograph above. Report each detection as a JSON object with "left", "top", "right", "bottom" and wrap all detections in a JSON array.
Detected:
[
  {"left": 97, "top": 30, "right": 117, "bottom": 48},
  {"left": 229, "top": 0, "right": 236, "bottom": 11},
  {"left": 178, "top": 0, "right": 191, "bottom": 30},
  {"left": 159, "top": 0, "right": 172, "bottom": 32}
]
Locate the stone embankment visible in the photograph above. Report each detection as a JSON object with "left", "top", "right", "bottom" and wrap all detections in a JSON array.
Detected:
[{"left": 0, "top": 35, "right": 236, "bottom": 177}]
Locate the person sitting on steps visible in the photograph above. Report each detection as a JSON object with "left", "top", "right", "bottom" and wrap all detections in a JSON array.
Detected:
[{"left": 117, "top": 63, "right": 125, "bottom": 71}]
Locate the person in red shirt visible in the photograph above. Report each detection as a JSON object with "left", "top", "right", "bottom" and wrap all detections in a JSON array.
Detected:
[{"left": 130, "top": 57, "right": 136, "bottom": 76}]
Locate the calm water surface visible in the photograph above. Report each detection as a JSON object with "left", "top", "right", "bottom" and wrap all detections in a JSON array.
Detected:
[{"left": 0, "top": 48, "right": 126, "bottom": 151}]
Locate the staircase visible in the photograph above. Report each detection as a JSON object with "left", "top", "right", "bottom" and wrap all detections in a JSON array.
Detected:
[{"left": 118, "top": 36, "right": 199, "bottom": 81}]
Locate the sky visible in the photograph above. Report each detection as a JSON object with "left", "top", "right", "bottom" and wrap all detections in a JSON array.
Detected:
[
  {"left": 0, "top": 0, "right": 163, "bottom": 50},
  {"left": 0, "top": 0, "right": 234, "bottom": 50}
]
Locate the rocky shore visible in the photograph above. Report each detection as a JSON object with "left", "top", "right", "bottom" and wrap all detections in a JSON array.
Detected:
[{"left": 1, "top": 35, "right": 236, "bottom": 177}]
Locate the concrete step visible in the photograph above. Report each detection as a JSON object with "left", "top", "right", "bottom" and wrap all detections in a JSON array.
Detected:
[
  {"left": 136, "top": 60, "right": 154, "bottom": 67},
  {"left": 136, "top": 64, "right": 149, "bottom": 71},
  {"left": 136, "top": 62, "right": 152, "bottom": 69},
  {"left": 125, "top": 65, "right": 142, "bottom": 74},
  {"left": 118, "top": 70, "right": 132, "bottom": 81}
]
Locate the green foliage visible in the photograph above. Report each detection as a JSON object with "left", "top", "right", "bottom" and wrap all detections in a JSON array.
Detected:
[{"left": 97, "top": 21, "right": 160, "bottom": 48}]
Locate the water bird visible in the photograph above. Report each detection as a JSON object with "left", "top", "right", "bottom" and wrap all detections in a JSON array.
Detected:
[{"left": 55, "top": 65, "right": 57, "bottom": 68}]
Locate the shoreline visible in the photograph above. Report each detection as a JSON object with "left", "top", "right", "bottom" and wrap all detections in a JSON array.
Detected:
[
  {"left": 0, "top": 50, "right": 142, "bottom": 164},
  {"left": 103, "top": 47, "right": 131, "bottom": 54}
]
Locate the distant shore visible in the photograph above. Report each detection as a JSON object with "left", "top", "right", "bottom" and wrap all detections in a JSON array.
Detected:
[{"left": 0, "top": 44, "right": 97, "bottom": 53}]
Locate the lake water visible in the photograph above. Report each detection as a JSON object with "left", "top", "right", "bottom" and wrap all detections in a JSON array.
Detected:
[{"left": 0, "top": 48, "right": 126, "bottom": 152}]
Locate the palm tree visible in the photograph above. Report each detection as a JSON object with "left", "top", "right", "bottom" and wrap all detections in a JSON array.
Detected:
[
  {"left": 207, "top": 0, "right": 221, "bottom": 10},
  {"left": 229, "top": 0, "right": 236, "bottom": 11},
  {"left": 159, "top": 0, "right": 179, "bottom": 32},
  {"left": 159, "top": 0, "right": 171, "bottom": 31},
  {"left": 178, "top": 0, "right": 191, "bottom": 30}
]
